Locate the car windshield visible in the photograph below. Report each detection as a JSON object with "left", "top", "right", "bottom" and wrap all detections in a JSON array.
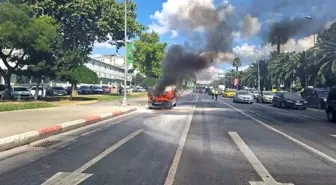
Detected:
[
  {"left": 284, "top": 92, "right": 300, "bottom": 99},
  {"left": 263, "top": 92, "right": 273, "bottom": 95},
  {"left": 317, "top": 91, "right": 328, "bottom": 98},
  {"left": 13, "top": 87, "right": 28, "bottom": 91},
  {"left": 238, "top": 91, "right": 250, "bottom": 95},
  {"left": 53, "top": 87, "right": 64, "bottom": 90}
]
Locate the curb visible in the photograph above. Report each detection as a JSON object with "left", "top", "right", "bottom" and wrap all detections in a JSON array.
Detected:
[{"left": 0, "top": 108, "right": 137, "bottom": 152}]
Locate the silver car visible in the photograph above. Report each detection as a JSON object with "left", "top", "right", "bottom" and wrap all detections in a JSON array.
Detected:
[
  {"left": 257, "top": 91, "right": 274, "bottom": 103},
  {"left": 11, "top": 86, "right": 33, "bottom": 100},
  {"left": 233, "top": 91, "right": 254, "bottom": 104}
]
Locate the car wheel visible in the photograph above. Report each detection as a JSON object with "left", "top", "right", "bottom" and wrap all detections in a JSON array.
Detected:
[
  {"left": 250, "top": 102, "right": 253, "bottom": 104},
  {"left": 281, "top": 102, "right": 286, "bottom": 109},
  {"left": 327, "top": 109, "right": 336, "bottom": 123}
]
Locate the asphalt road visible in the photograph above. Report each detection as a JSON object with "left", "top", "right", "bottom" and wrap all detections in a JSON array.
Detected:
[{"left": 0, "top": 93, "right": 336, "bottom": 185}]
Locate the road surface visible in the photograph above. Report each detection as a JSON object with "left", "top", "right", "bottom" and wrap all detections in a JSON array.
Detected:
[{"left": 0, "top": 93, "right": 336, "bottom": 185}]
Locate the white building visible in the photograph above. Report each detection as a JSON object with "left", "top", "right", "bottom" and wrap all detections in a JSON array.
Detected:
[
  {"left": 85, "top": 58, "right": 127, "bottom": 85},
  {"left": 93, "top": 55, "right": 125, "bottom": 69}
]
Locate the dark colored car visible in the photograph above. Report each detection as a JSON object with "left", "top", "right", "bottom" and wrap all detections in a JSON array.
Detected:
[
  {"left": 47, "top": 86, "right": 67, "bottom": 96},
  {"left": 90, "top": 85, "right": 103, "bottom": 94},
  {"left": 325, "top": 87, "right": 336, "bottom": 123},
  {"left": 301, "top": 88, "right": 328, "bottom": 109},
  {"left": 272, "top": 92, "right": 307, "bottom": 109},
  {"left": 102, "top": 86, "right": 111, "bottom": 94},
  {"left": 78, "top": 85, "right": 92, "bottom": 94}
]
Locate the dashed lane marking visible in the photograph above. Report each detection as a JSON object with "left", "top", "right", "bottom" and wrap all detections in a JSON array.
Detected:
[
  {"left": 41, "top": 129, "right": 143, "bottom": 185},
  {"left": 229, "top": 132, "right": 294, "bottom": 185},
  {"left": 163, "top": 94, "right": 199, "bottom": 185},
  {"left": 218, "top": 99, "right": 336, "bottom": 166}
]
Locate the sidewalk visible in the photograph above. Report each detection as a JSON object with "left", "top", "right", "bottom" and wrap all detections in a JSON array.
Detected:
[{"left": 0, "top": 97, "right": 147, "bottom": 138}]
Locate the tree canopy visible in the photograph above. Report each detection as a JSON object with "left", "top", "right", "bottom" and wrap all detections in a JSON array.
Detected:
[{"left": 133, "top": 31, "right": 167, "bottom": 78}]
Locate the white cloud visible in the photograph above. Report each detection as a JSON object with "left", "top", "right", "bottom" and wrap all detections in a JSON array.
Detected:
[
  {"left": 89, "top": 54, "right": 102, "bottom": 58},
  {"left": 171, "top": 30, "right": 178, "bottom": 38},
  {"left": 93, "top": 35, "right": 116, "bottom": 49},
  {"left": 233, "top": 34, "right": 316, "bottom": 65},
  {"left": 148, "top": 0, "right": 234, "bottom": 37}
]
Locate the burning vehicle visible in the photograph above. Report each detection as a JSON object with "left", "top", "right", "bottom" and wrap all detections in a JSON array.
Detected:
[{"left": 148, "top": 85, "right": 177, "bottom": 109}]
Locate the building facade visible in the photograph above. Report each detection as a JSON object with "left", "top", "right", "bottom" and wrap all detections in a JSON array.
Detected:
[
  {"left": 85, "top": 58, "right": 126, "bottom": 85},
  {"left": 93, "top": 55, "right": 125, "bottom": 69}
]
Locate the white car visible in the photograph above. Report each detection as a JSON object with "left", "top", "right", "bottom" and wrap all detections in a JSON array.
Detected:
[
  {"left": 233, "top": 91, "right": 254, "bottom": 104},
  {"left": 29, "top": 86, "right": 46, "bottom": 98},
  {"left": 256, "top": 91, "right": 274, "bottom": 103}
]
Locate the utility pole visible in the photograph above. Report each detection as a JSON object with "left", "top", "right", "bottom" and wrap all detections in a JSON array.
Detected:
[{"left": 122, "top": 0, "right": 128, "bottom": 106}]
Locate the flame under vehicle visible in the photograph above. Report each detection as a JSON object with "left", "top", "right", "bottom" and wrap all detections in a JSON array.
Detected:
[{"left": 148, "top": 85, "right": 177, "bottom": 109}]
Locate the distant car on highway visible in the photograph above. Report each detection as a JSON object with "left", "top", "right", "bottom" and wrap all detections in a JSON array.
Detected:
[
  {"left": 233, "top": 90, "right": 253, "bottom": 104},
  {"left": 301, "top": 88, "right": 328, "bottom": 109},
  {"left": 272, "top": 92, "right": 307, "bottom": 109},
  {"left": 223, "top": 89, "right": 236, "bottom": 98},
  {"left": 11, "top": 86, "right": 33, "bottom": 100},
  {"left": 256, "top": 91, "right": 274, "bottom": 103}
]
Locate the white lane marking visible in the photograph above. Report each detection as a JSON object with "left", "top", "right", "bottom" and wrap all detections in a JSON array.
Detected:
[
  {"left": 229, "top": 132, "right": 294, "bottom": 185},
  {"left": 42, "top": 129, "right": 143, "bottom": 185},
  {"left": 80, "top": 128, "right": 102, "bottom": 136},
  {"left": 254, "top": 102, "right": 323, "bottom": 122},
  {"left": 164, "top": 94, "right": 199, "bottom": 185},
  {"left": 331, "top": 134, "right": 336, "bottom": 138},
  {"left": 219, "top": 99, "right": 336, "bottom": 166}
]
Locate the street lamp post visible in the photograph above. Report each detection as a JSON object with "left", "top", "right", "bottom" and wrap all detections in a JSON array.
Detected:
[
  {"left": 254, "top": 50, "right": 261, "bottom": 91},
  {"left": 122, "top": 0, "right": 128, "bottom": 106},
  {"left": 305, "top": 16, "right": 315, "bottom": 46}
]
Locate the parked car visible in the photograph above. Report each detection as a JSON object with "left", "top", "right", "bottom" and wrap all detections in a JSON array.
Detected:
[
  {"left": 0, "top": 84, "right": 5, "bottom": 100},
  {"left": 233, "top": 90, "right": 253, "bottom": 104},
  {"left": 11, "top": 86, "right": 33, "bottom": 100},
  {"left": 272, "top": 92, "right": 307, "bottom": 109},
  {"left": 223, "top": 89, "right": 236, "bottom": 98},
  {"left": 301, "top": 88, "right": 328, "bottom": 109},
  {"left": 325, "top": 87, "right": 336, "bottom": 122},
  {"left": 252, "top": 91, "right": 261, "bottom": 99},
  {"left": 90, "top": 85, "right": 103, "bottom": 94},
  {"left": 78, "top": 85, "right": 92, "bottom": 94},
  {"left": 257, "top": 91, "right": 274, "bottom": 103},
  {"left": 29, "top": 86, "right": 46, "bottom": 98},
  {"left": 47, "top": 86, "right": 67, "bottom": 96},
  {"left": 102, "top": 85, "right": 111, "bottom": 94}
]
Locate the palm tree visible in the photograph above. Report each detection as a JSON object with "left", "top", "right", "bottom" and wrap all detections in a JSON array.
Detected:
[
  {"left": 243, "top": 59, "right": 271, "bottom": 90},
  {"left": 232, "top": 57, "right": 242, "bottom": 72},
  {"left": 269, "top": 30, "right": 289, "bottom": 55},
  {"left": 314, "top": 22, "right": 336, "bottom": 87}
]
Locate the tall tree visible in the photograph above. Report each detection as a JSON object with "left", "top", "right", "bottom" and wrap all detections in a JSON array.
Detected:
[
  {"left": 314, "top": 22, "right": 336, "bottom": 87},
  {"left": 232, "top": 57, "right": 242, "bottom": 72},
  {"left": 0, "top": 2, "right": 58, "bottom": 99},
  {"left": 28, "top": 0, "right": 144, "bottom": 97},
  {"left": 133, "top": 31, "right": 167, "bottom": 78}
]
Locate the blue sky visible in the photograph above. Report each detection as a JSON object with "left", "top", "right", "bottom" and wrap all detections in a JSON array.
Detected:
[{"left": 92, "top": 0, "right": 336, "bottom": 72}]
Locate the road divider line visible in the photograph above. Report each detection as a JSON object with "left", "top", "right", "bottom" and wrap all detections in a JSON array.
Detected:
[
  {"left": 331, "top": 134, "right": 336, "bottom": 138},
  {"left": 164, "top": 94, "right": 199, "bottom": 185},
  {"left": 229, "top": 132, "right": 293, "bottom": 185},
  {"left": 42, "top": 129, "right": 143, "bottom": 185},
  {"left": 219, "top": 99, "right": 336, "bottom": 166},
  {"left": 80, "top": 128, "right": 102, "bottom": 136}
]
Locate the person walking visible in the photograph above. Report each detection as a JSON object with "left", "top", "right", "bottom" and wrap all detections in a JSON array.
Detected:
[{"left": 212, "top": 88, "right": 215, "bottom": 99}]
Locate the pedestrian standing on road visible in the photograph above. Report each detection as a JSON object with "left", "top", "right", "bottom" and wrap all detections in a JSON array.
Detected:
[
  {"left": 212, "top": 89, "right": 215, "bottom": 99},
  {"left": 214, "top": 89, "right": 218, "bottom": 100}
]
